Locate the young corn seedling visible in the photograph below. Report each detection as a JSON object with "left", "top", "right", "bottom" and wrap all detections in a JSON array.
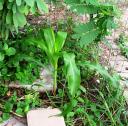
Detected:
[{"left": 26, "top": 28, "right": 81, "bottom": 96}]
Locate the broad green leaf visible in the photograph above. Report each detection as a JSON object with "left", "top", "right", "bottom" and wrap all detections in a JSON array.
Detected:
[
  {"left": 55, "top": 32, "right": 67, "bottom": 52},
  {"left": 12, "top": 4, "right": 17, "bottom": 13},
  {"left": 7, "top": 2, "right": 13, "bottom": 9},
  {"left": 30, "top": 6, "right": 36, "bottom": 14},
  {"left": 86, "top": 0, "right": 99, "bottom": 5},
  {"left": 24, "top": 5, "right": 29, "bottom": 15},
  {"left": 6, "top": 11, "right": 12, "bottom": 25},
  {"left": 24, "top": 0, "right": 35, "bottom": 7},
  {"left": 64, "top": 52, "right": 81, "bottom": 97},
  {"left": 36, "top": 0, "right": 48, "bottom": 13},
  {"left": 16, "top": 108, "right": 23, "bottom": 115},
  {"left": 0, "top": 2, "right": 3, "bottom": 10},
  {"left": 13, "top": 12, "right": 27, "bottom": 27},
  {"left": 16, "top": 0, "right": 22, "bottom": 6},
  {"left": 4, "top": 102, "right": 13, "bottom": 112},
  {"left": 0, "top": 53, "right": 4, "bottom": 61},
  {"left": 9, "top": 0, "right": 14, "bottom": 2},
  {"left": 13, "top": 13, "right": 18, "bottom": 28},
  {"left": 5, "top": 29, "right": 9, "bottom": 40},
  {"left": 43, "top": 28, "right": 55, "bottom": 55},
  {"left": 5, "top": 47, "right": 16, "bottom": 56},
  {"left": 3, "top": 43, "right": 8, "bottom": 50},
  {"left": 17, "top": 4, "right": 26, "bottom": 13},
  {"left": 2, "top": 113, "right": 10, "bottom": 121},
  {"left": 25, "top": 37, "right": 47, "bottom": 53}
]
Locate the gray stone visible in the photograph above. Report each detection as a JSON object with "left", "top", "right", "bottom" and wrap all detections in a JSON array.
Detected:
[
  {"left": 111, "top": 43, "right": 119, "bottom": 50},
  {"left": 9, "top": 66, "right": 54, "bottom": 92},
  {"left": 120, "top": 80, "right": 128, "bottom": 88},
  {"left": 123, "top": 89, "right": 128, "bottom": 104},
  {"left": 27, "top": 108, "right": 66, "bottom": 126},
  {"left": 0, "top": 118, "right": 27, "bottom": 126},
  {"left": 119, "top": 73, "right": 128, "bottom": 79}
]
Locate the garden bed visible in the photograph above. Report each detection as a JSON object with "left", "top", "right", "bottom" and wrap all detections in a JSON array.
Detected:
[{"left": 0, "top": 0, "right": 128, "bottom": 126}]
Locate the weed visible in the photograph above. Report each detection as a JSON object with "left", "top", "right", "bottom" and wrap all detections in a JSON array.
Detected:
[
  {"left": 118, "top": 34, "right": 128, "bottom": 58},
  {"left": 0, "top": 0, "right": 48, "bottom": 39},
  {"left": 0, "top": 86, "right": 41, "bottom": 122}
]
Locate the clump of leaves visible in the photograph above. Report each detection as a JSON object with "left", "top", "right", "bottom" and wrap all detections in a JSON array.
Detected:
[
  {"left": 0, "top": 0, "right": 48, "bottom": 39},
  {"left": 65, "top": 0, "right": 117, "bottom": 48},
  {"left": 118, "top": 34, "right": 128, "bottom": 58},
  {"left": 25, "top": 28, "right": 81, "bottom": 96},
  {"left": 0, "top": 38, "right": 45, "bottom": 84},
  {"left": 0, "top": 88, "right": 40, "bottom": 122},
  {"left": 52, "top": 62, "right": 127, "bottom": 126}
]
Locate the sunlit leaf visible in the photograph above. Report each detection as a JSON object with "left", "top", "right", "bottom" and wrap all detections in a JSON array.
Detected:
[{"left": 64, "top": 52, "right": 81, "bottom": 97}]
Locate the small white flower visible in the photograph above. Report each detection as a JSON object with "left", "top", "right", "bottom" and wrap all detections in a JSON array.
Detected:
[{"left": 96, "top": 79, "right": 100, "bottom": 84}]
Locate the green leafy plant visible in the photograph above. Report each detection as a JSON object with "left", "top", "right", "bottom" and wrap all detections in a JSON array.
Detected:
[
  {"left": 0, "top": 38, "right": 44, "bottom": 84},
  {"left": 65, "top": 0, "right": 117, "bottom": 48},
  {"left": 0, "top": 0, "right": 48, "bottom": 39},
  {"left": 25, "top": 28, "right": 81, "bottom": 96},
  {"left": 118, "top": 34, "right": 128, "bottom": 58},
  {"left": 0, "top": 43, "right": 16, "bottom": 61},
  {"left": 35, "top": 28, "right": 68, "bottom": 92},
  {"left": 78, "top": 61, "right": 120, "bottom": 87},
  {"left": 63, "top": 52, "right": 81, "bottom": 97},
  {"left": 0, "top": 88, "right": 40, "bottom": 121}
]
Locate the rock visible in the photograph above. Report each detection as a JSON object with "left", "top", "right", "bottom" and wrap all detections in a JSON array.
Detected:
[
  {"left": 27, "top": 108, "right": 66, "bottom": 126},
  {"left": 123, "top": 89, "right": 128, "bottom": 104},
  {"left": 120, "top": 80, "right": 128, "bottom": 89},
  {"left": 0, "top": 117, "right": 27, "bottom": 126},
  {"left": 9, "top": 66, "right": 54, "bottom": 92},
  {"left": 119, "top": 73, "right": 128, "bottom": 80}
]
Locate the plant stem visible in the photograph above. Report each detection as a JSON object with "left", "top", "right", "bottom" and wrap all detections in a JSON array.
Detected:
[{"left": 53, "top": 61, "right": 58, "bottom": 94}]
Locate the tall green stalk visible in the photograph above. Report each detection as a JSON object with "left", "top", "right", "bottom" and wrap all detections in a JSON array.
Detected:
[
  {"left": 53, "top": 59, "right": 58, "bottom": 93},
  {"left": 26, "top": 28, "right": 81, "bottom": 96}
]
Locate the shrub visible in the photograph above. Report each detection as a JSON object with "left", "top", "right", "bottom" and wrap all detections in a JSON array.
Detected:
[{"left": 0, "top": 0, "right": 48, "bottom": 40}]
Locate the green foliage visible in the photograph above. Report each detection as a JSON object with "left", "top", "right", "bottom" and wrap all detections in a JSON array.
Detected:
[
  {"left": 25, "top": 28, "right": 68, "bottom": 92},
  {"left": 0, "top": 43, "right": 16, "bottom": 61},
  {"left": 25, "top": 28, "right": 81, "bottom": 96},
  {"left": 0, "top": 38, "right": 44, "bottom": 84},
  {"left": 65, "top": 0, "right": 117, "bottom": 48},
  {"left": 118, "top": 34, "right": 128, "bottom": 58},
  {"left": 0, "top": 85, "right": 8, "bottom": 97},
  {"left": 63, "top": 52, "right": 81, "bottom": 97},
  {"left": 79, "top": 61, "right": 120, "bottom": 87},
  {"left": 0, "top": 87, "right": 40, "bottom": 121},
  {"left": 0, "top": 0, "right": 48, "bottom": 39},
  {"left": 0, "top": 1, "right": 126, "bottom": 126},
  {"left": 45, "top": 61, "right": 127, "bottom": 126},
  {"left": 61, "top": 64, "right": 127, "bottom": 126},
  {"left": 72, "top": 21, "right": 100, "bottom": 47}
]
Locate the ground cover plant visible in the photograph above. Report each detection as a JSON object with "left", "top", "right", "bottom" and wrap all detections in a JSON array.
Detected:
[
  {"left": 0, "top": 0, "right": 128, "bottom": 125},
  {"left": 118, "top": 34, "right": 128, "bottom": 58},
  {"left": 0, "top": 38, "right": 45, "bottom": 84},
  {"left": 0, "top": 0, "right": 48, "bottom": 39}
]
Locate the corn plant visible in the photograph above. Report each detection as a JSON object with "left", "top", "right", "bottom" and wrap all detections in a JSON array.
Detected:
[
  {"left": 26, "top": 28, "right": 81, "bottom": 96},
  {"left": 0, "top": 0, "right": 48, "bottom": 40},
  {"left": 39, "top": 28, "right": 67, "bottom": 92}
]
